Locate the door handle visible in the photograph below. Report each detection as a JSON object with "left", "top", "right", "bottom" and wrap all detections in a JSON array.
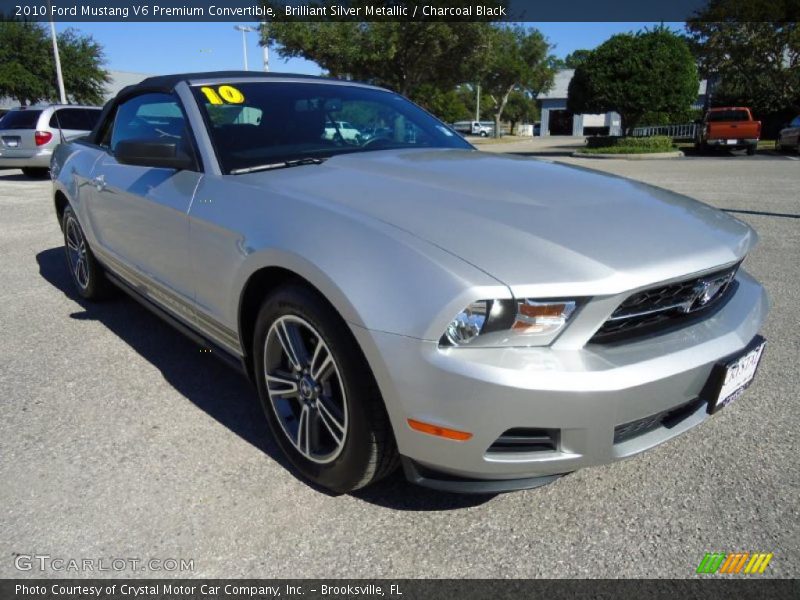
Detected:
[{"left": 91, "top": 175, "right": 105, "bottom": 191}]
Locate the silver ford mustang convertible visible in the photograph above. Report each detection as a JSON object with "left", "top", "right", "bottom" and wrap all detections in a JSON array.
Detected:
[{"left": 52, "top": 72, "right": 768, "bottom": 493}]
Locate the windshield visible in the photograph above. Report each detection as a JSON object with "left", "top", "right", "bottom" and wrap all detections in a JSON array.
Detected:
[
  {"left": 191, "top": 81, "right": 472, "bottom": 174},
  {"left": 0, "top": 110, "right": 42, "bottom": 130}
]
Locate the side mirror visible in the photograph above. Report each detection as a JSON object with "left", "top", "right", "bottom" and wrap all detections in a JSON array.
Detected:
[{"left": 115, "top": 139, "right": 195, "bottom": 171}]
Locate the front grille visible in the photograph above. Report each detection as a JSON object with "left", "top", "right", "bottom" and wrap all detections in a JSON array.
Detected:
[
  {"left": 614, "top": 398, "right": 705, "bottom": 444},
  {"left": 591, "top": 264, "right": 739, "bottom": 343},
  {"left": 486, "top": 428, "right": 559, "bottom": 455}
]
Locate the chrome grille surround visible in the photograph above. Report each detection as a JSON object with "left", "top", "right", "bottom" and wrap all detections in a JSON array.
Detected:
[{"left": 591, "top": 263, "right": 740, "bottom": 343}]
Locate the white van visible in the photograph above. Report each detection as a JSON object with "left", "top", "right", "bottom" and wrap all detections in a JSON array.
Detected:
[{"left": 452, "top": 121, "right": 494, "bottom": 137}]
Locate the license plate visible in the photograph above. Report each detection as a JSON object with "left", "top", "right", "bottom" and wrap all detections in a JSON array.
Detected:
[
  {"left": 726, "top": 139, "right": 737, "bottom": 145},
  {"left": 2, "top": 136, "right": 19, "bottom": 148},
  {"left": 705, "top": 336, "right": 766, "bottom": 414}
]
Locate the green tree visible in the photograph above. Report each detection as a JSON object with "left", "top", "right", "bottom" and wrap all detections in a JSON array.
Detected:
[
  {"left": 503, "top": 90, "right": 539, "bottom": 134},
  {"left": 56, "top": 28, "right": 110, "bottom": 105},
  {"left": 0, "top": 21, "right": 109, "bottom": 106},
  {"left": 564, "top": 49, "right": 592, "bottom": 69},
  {"left": 265, "top": 19, "right": 492, "bottom": 105},
  {"left": 452, "top": 84, "right": 496, "bottom": 121},
  {"left": 415, "top": 84, "right": 472, "bottom": 123},
  {"left": 686, "top": 1, "right": 800, "bottom": 115},
  {"left": 480, "top": 25, "right": 555, "bottom": 137},
  {"left": 567, "top": 27, "right": 699, "bottom": 132},
  {"left": 0, "top": 21, "right": 51, "bottom": 106}
]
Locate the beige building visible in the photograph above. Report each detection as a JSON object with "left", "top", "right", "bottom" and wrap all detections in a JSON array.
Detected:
[{"left": 1, "top": 70, "right": 153, "bottom": 110}]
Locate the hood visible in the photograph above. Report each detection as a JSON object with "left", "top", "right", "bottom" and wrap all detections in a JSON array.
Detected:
[{"left": 241, "top": 149, "right": 756, "bottom": 295}]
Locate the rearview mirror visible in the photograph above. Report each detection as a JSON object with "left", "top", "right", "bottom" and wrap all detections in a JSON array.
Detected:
[
  {"left": 323, "top": 98, "right": 342, "bottom": 112},
  {"left": 294, "top": 98, "right": 342, "bottom": 113},
  {"left": 115, "top": 139, "right": 195, "bottom": 171}
]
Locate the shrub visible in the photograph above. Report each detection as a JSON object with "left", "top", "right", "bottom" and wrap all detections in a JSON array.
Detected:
[
  {"left": 639, "top": 108, "right": 705, "bottom": 126},
  {"left": 580, "top": 135, "right": 675, "bottom": 154}
]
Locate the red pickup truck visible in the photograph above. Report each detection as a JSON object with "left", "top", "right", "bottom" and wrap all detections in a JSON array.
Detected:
[{"left": 696, "top": 107, "right": 761, "bottom": 155}]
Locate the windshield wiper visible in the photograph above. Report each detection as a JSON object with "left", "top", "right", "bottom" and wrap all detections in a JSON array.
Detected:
[{"left": 230, "top": 157, "right": 326, "bottom": 175}]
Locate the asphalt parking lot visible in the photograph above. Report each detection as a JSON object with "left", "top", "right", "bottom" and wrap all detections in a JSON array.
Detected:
[{"left": 1, "top": 148, "right": 798, "bottom": 579}]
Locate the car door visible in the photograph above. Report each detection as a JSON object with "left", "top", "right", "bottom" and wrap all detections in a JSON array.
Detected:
[{"left": 87, "top": 92, "right": 201, "bottom": 318}]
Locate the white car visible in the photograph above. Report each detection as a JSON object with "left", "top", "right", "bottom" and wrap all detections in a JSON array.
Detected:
[
  {"left": 323, "top": 120, "right": 361, "bottom": 142},
  {"left": 777, "top": 115, "right": 800, "bottom": 153}
]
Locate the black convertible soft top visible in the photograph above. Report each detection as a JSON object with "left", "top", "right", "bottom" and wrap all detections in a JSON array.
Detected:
[
  {"left": 123, "top": 70, "right": 331, "bottom": 98},
  {"left": 87, "top": 70, "right": 345, "bottom": 145}
]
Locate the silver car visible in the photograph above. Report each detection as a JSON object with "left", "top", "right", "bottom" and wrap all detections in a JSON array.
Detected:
[
  {"left": 777, "top": 115, "right": 800, "bottom": 153},
  {"left": 52, "top": 72, "right": 768, "bottom": 493},
  {"left": 1, "top": 104, "right": 102, "bottom": 177}
]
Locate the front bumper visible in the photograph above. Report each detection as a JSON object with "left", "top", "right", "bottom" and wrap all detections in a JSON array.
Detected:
[
  {"left": 352, "top": 270, "right": 768, "bottom": 490},
  {"left": 0, "top": 148, "right": 53, "bottom": 168}
]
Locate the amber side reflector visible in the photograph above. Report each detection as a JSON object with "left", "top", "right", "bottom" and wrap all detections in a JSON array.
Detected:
[{"left": 407, "top": 419, "right": 473, "bottom": 441}]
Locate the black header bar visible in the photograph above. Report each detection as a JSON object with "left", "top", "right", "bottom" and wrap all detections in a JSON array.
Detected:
[{"left": 0, "top": 0, "right": 768, "bottom": 23}]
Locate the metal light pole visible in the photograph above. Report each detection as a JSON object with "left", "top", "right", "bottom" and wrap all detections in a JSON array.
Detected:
[
  {"left": 475, "top": 83, "right": 480, "bottom": 122},
  {"left": 47, "top": 0, "right": 67, "bottom": 104},
  {"left": 234, "top": 25, "right": 256, "bottom": 71},
  {"left": 260, "top": 21, "right": 269, "bottom": 72}
]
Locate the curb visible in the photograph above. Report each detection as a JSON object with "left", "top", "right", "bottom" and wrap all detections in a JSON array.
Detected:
[{"left": 572, "top": 151, "right": 684, "bottom": 160}]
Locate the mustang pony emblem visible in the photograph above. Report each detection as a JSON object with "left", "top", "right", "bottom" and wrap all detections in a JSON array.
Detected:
[{"left": 682, "top": 272, "right": 736, "bottom": 313}]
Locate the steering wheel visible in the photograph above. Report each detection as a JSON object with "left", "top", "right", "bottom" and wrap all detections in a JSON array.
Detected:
[{"left": 360, "top": 135, "right": 393, "bottom": 149}]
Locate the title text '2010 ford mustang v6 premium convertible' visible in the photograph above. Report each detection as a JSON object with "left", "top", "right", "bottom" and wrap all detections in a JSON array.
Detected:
[{"left": 52, "top": 72, "right": 768, "bottom": 493}]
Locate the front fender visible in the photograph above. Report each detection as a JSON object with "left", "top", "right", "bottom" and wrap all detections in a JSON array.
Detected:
[
  {"left": 189, "top": 174, "right": 509, "bottom": 343},
  {"left": 51, "top": 142, "right": 104, "bottom": 237},
  {"left": 232, "top": 208, "right": 510, "bottom": 341}
]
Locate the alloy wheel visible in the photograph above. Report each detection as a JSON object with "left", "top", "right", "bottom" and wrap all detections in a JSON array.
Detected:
[
  {"left": 65, "top": 217, "right": 90, "bottom": 289},
  {"left": 263, "top": 315, "right": 348, "bottom": 464}
]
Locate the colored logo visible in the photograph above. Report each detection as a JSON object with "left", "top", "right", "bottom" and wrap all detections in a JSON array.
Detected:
[{"left": 697, "top": 552, "right": 773, "bottom": 574}]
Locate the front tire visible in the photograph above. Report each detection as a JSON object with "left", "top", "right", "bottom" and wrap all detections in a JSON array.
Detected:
[
  {"left": 61, "top": 206, "right": 113, "bottom": 300},
  {"left": 253, "top": 284, "right": 398, "bottom": 493}
]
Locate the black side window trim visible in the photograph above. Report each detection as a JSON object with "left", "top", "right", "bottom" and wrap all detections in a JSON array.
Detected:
[{"left": 96, "top": 106, "right": 117, "bottom": 149}]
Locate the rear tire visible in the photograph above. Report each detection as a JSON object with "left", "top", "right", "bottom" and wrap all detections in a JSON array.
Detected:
[
  {"left": 746, "top": 145, "right": 756, "bottom": 156},
  {"left": 22, "top": 167, "right": 49, "bottom": 178},
  {"left": 61, "top": 206, "right": 113, "bottom": 300},
  {"left": 252, "top": 283, "right": 398, "bottom": 493}
]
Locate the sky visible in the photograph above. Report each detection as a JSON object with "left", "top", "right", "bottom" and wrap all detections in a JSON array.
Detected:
[{"left": 54, "top": 22, "right": 684, "bottom": 77}]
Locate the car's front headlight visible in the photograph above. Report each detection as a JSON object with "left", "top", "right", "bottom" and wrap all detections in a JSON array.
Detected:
[{"left": 440, "top": 299, "right": 577, "bottom": 347}]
